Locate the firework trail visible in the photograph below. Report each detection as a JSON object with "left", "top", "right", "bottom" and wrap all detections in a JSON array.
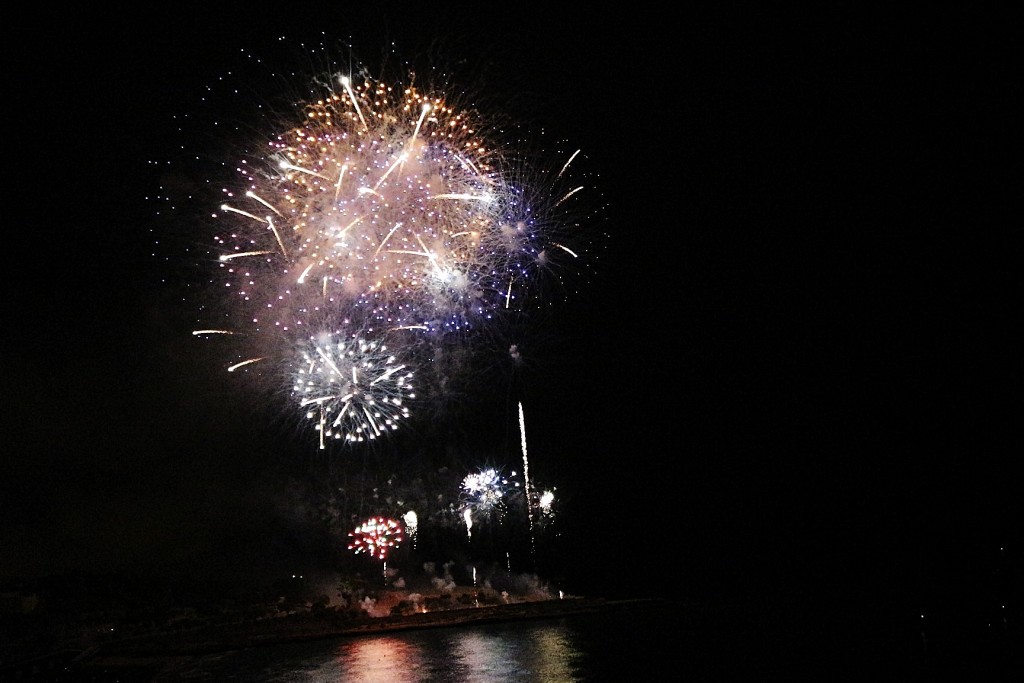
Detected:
[{"left": 519, "top": 401, "right": 536, "bottom": 563}]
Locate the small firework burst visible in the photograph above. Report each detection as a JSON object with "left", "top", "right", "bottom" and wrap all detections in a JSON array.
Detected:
[
  {"left": 293, "top": 331, "right": 414, "bottom": 447},
  {"left": 347, "top": 516, "right": 403, "bottom": 561},
  {"left": 537, "top": 489, "right": 557, "bottom": 526},
  {"left": 461, "top": 468, "right": 512, "bottom": 513}
]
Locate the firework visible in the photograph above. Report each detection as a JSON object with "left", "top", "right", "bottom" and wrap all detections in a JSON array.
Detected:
[
  {"left": 210, "top": 71, "right": 585, "bottom": 343},
  {"left": 163, "top": 43, "right": 599, "bottom": 451},
  {"left": 535, "top": 488, "right": 558, "bottom": 530},
  {"left": 293, "top": 330, "right": 414, "bottom": 447},
  {"left": 460, "top": 467, "right": 511, "bottom": 517},
  {"left": 347, "top": 516, "right": 403, "bottom": 561},
  {"left": 537, "top": 489, "right": 556, "bottom": 516},
  {"left": 403, "top": 510, "right": 418, "bottom": 549}
]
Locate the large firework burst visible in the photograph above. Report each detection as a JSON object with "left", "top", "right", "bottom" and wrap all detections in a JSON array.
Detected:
[
  {"left": 212, "top": 72, "right": 576, "bottom": 342},
  {"left": 167, "top": 43, "right": 599, "bottom": 451}
]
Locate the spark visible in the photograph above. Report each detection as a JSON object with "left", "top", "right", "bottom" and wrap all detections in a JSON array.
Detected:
[
  {"left": 228, "top": 357, "right": 263, "bottom": 371},
  {"left": 218, "top": 250, "right": 273, "bottom": 262},
  {"left": 244, "top": 190, "right": 283, "bottom": 217},
  {"left": 219, "top": 204, "right": 265, "bottom": 223},
  {"left": 339, "top": 75, "right": 368, "bottom": 129},
  {"left": 278, "top": 160, "right": 333, "bottom": 181},
  {"left": 553, "top": 186, "right": 584, "bottom": 207},
  {"left": 430, "top": 193, "right": 492, "bottom": 202},
  {"left": 556, "top": 150, "right": 580, "bottom": 179}
]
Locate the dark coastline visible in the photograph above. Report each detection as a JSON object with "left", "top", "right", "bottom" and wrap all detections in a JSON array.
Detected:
[
  {"left": 64, "top": 596, "right": 655, "bottom": 678},
  {"left": 10, "top": 593, "right": 1024, "bottom": 680},
  {"left": 95, "top": 596, "right": 619, "bottom": 656}
]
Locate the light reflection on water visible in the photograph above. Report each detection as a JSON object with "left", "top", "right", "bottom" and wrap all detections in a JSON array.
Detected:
[
  {"left": 444, "top": 624, "right": 576, "bottom": 682},
  {"left": 155, "top": 619, "right": 585, "bottom": 682},
  {"left": 324, "top": 635, "right": 429, "bottom": 682}
]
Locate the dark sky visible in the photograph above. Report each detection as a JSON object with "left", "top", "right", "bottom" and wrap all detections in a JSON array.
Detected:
[{"left": 3, "top": 5, "right": 1017, "bottom": 614}]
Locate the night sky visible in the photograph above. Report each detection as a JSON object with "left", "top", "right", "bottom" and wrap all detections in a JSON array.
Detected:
[{"left": 3, "top": 4, "right": 1017, "bottom": 627}]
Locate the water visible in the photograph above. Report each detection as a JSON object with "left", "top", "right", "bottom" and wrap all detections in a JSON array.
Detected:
[
  {"left": 62, "top": 596, "right": 1024, "bottom": 681},
  {"left": 155, "top": 619, "right": 592, "bottom": 682},
  {"left": 96, "top": 600, "right": 682, "bottom": 682}
]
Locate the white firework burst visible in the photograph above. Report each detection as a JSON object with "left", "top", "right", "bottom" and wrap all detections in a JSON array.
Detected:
[
  {"left": 293, "top": 331, "right": 414, "bottom": 448},
  {"left": 461, "top": 467, "right": 512, "bottom": 517}
]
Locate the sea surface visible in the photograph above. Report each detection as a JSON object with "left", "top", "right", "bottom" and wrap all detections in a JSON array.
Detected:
[
  {"left": 80, "top": 599, "right": 695, "bottom": 682},
  {"left": 152, "top": 608, "right": 655, "bottom": 682},
  {"left": 64, "top": 596, "right": 1023, "bottom": 681}
]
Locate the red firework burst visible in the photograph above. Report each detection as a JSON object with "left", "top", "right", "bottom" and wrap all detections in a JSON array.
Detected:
[{"left": 347, "top": 517, "right": 403, "bottom": 561}]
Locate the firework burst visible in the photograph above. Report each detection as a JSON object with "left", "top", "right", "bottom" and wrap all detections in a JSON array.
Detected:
[
  {"left": 460, "top": 467, "right": 512, "bottom": 517},
  {"left": 293, "top": 330, "right": 414, "bottom": 448},
  {"left": 347, "top": 516, "right": 404, "bottom": 561},
  {"left": 536, "top": 488, "right": 557, "bottom": 528},
  {"left": 160, "top": 41, "right": 600, "bottom": 451},
  {"left": 211, "top": 72, "right": 577, "bottom": 343}
]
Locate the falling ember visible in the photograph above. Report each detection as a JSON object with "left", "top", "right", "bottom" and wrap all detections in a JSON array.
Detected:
[
  {"left": 227, "top": 358, "right": 264, "bottom": 372},
  {"left": 403, "top": 510, "right": 418, "bottom": 550}
]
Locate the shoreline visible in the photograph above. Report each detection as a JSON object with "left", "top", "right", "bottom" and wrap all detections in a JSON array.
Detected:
[{"left": 82, "top": 596, "right": 659, "bottom": 664}]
